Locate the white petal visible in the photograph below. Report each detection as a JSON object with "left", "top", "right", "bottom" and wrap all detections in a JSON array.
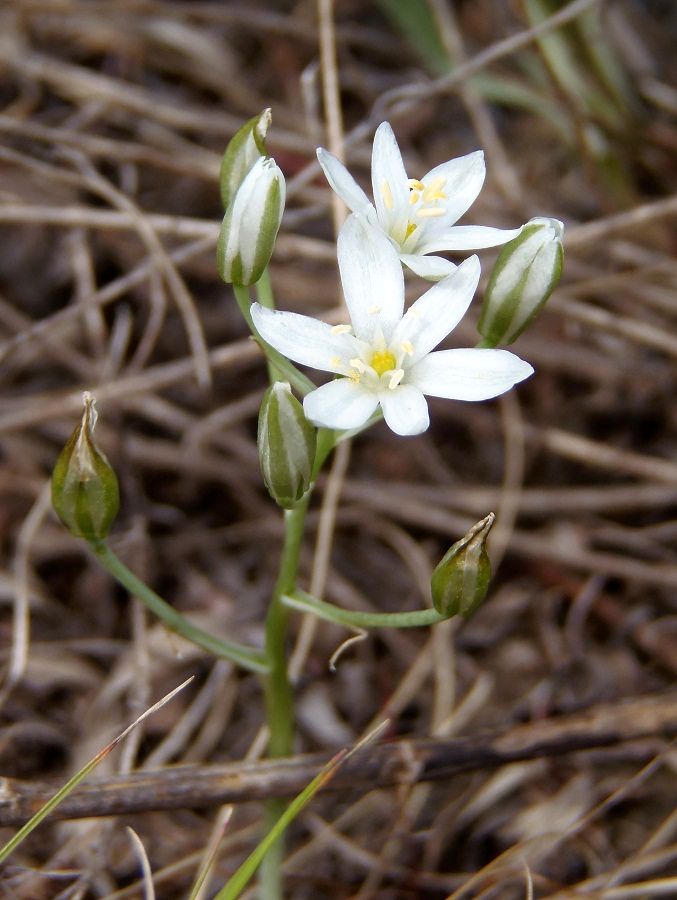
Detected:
[
  {"left": 408, "top": 348, "right": 534, "bottom": 401},
  {"left": 371, "top": 122, "right": 410, "bottom": 240},
  {"left": 236, "top": 158, "right": 285, "bottom": 278},
  {"left": 399, "top": 253, "right": 457, "bottom": 281},
  {"left": 251, "top": 303, "right": 360, "bottom": 374},
  {"left": 378, "top": 384, "right": 429, "bottom": 436},
  {"left": 392, "top": 256, "right": 481, "bottom": 364},
  {"left": 421, "top": 151, "right": 486, "bottom": 226},
  {"left": 337, "top": 215, "right": 404, "bottom": 343},
  {"left": 316, "top": 148, "right": 373, "bottom": 217},
  {"left": 303, "top": 379, "right": 379, "bottom": 430},
  {"left": 420, "top": 224, "right": 522, "bottom": 253}
]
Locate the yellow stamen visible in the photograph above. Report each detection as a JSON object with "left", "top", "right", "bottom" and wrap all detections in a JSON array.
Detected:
[
  {"left": 380, "top": 179, "right": 394, "bottom": 210},
  {"left": 416, "top": 207, "right": 445, "bottom": 219},
  {"left": 404, "top": 222, "right": 417, "bottom": 240},
  {"left": 388, "top": 369, "right": 404, "bottom": 389},
  {"left": 408, "top": 179, "right": 425, "bottom": 191},
  {"left": 422, "top": 176, "right": 447, "bottom": 203},
  {"left": 401, "top": 340, "right": 414, "bottom": 356},
  {"left": 331, "top": 323, "right": 352, "bottom": 334},
  {"left": 409, "top": 191, "right": 419, "bottom": 205},
  {"left": 370, "top": 350, "right": 396, "bottom": 377},
  {"left": 330, "top": 355, "right": 342, "bottom": 368}
]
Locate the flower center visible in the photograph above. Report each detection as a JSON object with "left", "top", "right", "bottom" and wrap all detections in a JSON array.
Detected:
[{"left": 370, "top": 349, "right": 397, "bottom": 377}]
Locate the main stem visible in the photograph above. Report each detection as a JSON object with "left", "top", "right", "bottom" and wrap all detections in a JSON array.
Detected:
[{"left": 260, "top": 493, "right": 311, "bottom": 898}]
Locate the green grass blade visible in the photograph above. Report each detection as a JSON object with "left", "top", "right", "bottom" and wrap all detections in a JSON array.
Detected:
[
  {"left": 0, "top": 678, "right": 193, "bottom": 865},
  {"left": 376, "top": 0, "right": 450, "bottom": 76},
  {"left": 212, "top": 750, "right": 348, "bottom": 900},
  {"left": 213, "top": 722, "right": 388, "bottom": 900}
]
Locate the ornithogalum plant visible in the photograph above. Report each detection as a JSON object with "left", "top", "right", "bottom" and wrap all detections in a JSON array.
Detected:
[{"left": 51, "top": 113, "right": 564, "bottom": 899}]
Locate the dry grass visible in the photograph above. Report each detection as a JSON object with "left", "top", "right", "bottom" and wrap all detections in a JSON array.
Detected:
[{"left": 0, "top": 1, "right": 676, "bottom": 897}]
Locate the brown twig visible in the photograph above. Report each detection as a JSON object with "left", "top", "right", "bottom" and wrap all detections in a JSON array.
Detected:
[{"left": 1, "top": 693, "right": 674, "bottom": 827}]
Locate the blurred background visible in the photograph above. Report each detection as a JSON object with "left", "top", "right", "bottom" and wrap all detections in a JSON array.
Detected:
[{"left": 0, "top": 1, "right": 676, "bottom": 896}]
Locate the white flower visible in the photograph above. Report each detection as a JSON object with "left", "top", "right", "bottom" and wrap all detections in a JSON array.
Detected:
[
  {"left": 251, "top": 216, "right": 533, "bottom": 437},
  {"left": 317, "top": 121, "right": 522, "bottom": 280}
]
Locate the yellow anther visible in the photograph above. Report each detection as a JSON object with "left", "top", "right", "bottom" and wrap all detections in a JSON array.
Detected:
[
  {"left": 348, "top": 371, "right": 361, "bottom": 384},
  {"left": 408, "top": 179, "right": 425, "bottom": 191},
  {"left": 401, "top": 340, "right": 414, "bottom": 356},
  {"left": 409, "top": 192, "right": 419, "bottom": 205},
  {"left": 330, "top": 355, "right": 342, "bottom": 369},
  {"left": 380, "top": 179, "right": 394, "bottom": 210},
  {"left": 388, "top": 369, "right": 405, "bottom": 389},
  {"left": 404, "top": 222, "right": 417, "bottom": 240},
  {"left": 367, "top": 304, "right": 382, "bottom": 315},
  {"left": 350, "top": 358, "right": 367, "bottom": 373},
  {"left": 370, "top": 350, "right": 397, "bottom": 377},
  {"left": 422, "top": 176, "right": 447, "bottom": 203},
  {"left": 416, "top": 207, "right": 446, "bottom": 219},
  {"left": 331, "top": 323, "right": 352, "bottom": 334}
]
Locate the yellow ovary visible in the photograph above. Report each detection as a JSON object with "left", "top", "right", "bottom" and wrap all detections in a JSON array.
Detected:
[{"left": 370, "top": 350, "right": 397, "bottom": 377}]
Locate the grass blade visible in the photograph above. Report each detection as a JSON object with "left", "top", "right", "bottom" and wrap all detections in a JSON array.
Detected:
[{"left": 0, "top": 677, "right": 193, "bottom": 865}]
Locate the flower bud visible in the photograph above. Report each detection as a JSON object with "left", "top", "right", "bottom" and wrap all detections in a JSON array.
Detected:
[
  {"left": 431, "top": 513, "right": 495, "bottom": 618},
  {"left": 258, "top": 382, "right": 316, "bottom": 509},
  {"left": 51, "top": 393, "right": 119, "bottom": 541},
  {"left": 217, "top": 156, "right": 285, "bottom": 286},
  {"left": 478, "top": 218, "right": 564, "bottom": 347},
  {"left": 219, "top": 108, "right": 271, "bottom": 209}
]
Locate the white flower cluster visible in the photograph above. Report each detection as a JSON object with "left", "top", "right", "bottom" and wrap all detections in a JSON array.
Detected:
[{"left": 250, "top": 123, "right": 538, "bottom": 436}]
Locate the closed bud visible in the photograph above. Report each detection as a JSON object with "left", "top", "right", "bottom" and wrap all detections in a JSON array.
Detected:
[
  {"left": 431, "top": 513, "right": 495, "bottom": 618},
  {"left": 51, "top": 393, "right": 119, "bottom": 541},
  {"left": 219, "top": 108, "right": 271, "bottom": 209},
  {"left": 217, "top": 156, "right": 285, "bottom": 286},
  {"left": 478, "top": 217, "right": 564, "bottom": 347},
  {"left": 258, "top": 382, "right": 316, "bottom": 509}
]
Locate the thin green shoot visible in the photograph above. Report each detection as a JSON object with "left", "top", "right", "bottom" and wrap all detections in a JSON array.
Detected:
[{"left": 0, "top": 677, "right": 194, "bottom": 865}]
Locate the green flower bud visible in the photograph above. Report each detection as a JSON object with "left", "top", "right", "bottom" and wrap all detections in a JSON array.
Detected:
[
  {"left": 51, "top": 392, "right": 119, "bottom": 541},
  {"left": 258, "top": 382, "right": 316, "bottom": 509},
  {"left": 217, "top": 156, "right": 285, "bottom": 286},
  {"left": 478, "top": 217, "right": 564, "bottom": 347},
  {"left": 219, "top": 108, "right": 272, "bottom": 209},
  {"left": 431, "top": 513, "right": 495, "bottom": 618}
]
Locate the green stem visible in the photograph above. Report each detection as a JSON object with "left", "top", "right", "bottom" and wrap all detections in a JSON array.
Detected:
[
  {"left": 260, "top": 494, "right": 312, "bottom": 898},
  {"left": 232, "top": 283, "right": 315, "bottom": 396},
  {"left": 89, "top": 541, "right": 269, "bottom": 674},
  {"left": 475, "top": 336, "right": 496, "bottom": 349},
  {"left": 282, "top": 588, "right": 446, "bottom": 629},
  {"left": 255, "top": 266, "right": 276, "bottom": 309},
  {"left": 264, "top": 497, "right": 310, "bottom": 756}
]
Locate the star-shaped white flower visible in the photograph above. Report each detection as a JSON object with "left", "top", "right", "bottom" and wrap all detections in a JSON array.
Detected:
[
  {"left": 317, "top": 122, "right": 522, "bottom": 280},
  {"left": 250, "top": 216, "right": 533, "bottom": 437}
]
